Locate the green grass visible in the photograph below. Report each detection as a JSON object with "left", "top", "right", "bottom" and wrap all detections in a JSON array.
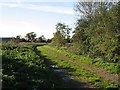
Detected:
[
  {"left": 37, "top": 46, "right": 118, "bottom": 88},
  {"left": 40, "top": 45, "right": 119, "bottom": 74}
]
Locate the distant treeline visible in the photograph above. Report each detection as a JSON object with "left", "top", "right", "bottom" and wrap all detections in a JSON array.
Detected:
[{"left": 15, "top": 32, "right": 51, "bottom": 43}]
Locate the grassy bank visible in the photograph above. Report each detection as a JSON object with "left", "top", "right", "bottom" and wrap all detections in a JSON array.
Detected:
[
  {"left": 37, "top": 45, "right": 118, "bottom": 88},
  {"left": 42, "top": 45, "right": 119, "bottom": 74}
]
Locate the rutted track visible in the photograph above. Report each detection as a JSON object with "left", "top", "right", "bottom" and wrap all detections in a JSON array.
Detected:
[
  {"left": 34, "top": 45, "right": 94, "bottom": 88},
  {"left": 56, "top": 52, "right": 119, "bottom": 85},
  {"left": 37, "top": 45, "right": 119, "bottom": 86}
]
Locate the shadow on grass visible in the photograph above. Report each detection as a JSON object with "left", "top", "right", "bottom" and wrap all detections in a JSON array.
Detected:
[
  {"left": 2, "top": 46, "right": 67, "bottom": 89},
  {"left": 2, "top": 44, "right": 98, "bottom": 89},
  {"left": 34, "top": 45, "right": 95, "bottom": 88}
]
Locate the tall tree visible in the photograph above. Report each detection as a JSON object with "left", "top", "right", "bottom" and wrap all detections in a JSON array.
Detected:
[
  {"left": 52, "top": 23, "right": 71, "bottom": 47},
  {"left": 71, "top": 1, "right": 119, "bottom": 62}
]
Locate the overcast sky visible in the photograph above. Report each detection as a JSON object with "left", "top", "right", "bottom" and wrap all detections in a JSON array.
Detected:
[{"left": 0, "top": 0, "right": 79, "bottom": 39}]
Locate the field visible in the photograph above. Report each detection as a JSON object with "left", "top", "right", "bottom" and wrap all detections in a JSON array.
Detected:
[
  {"left": 1, "top": 43, "right": 119, "bottom": 89},
  {"left": 1, "top": 44, "right": 71, "bottom": 89},
  {"left": 1, "top": 0, "right": 120, "bottom": 89}
]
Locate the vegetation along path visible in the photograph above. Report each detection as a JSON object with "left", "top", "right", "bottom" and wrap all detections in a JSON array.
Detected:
[
  {"left": 35, "top": 45, "right": 94, "bottom": 88},
  {"left": 37, "top": 45, "right": 119, "bottom": 88}
]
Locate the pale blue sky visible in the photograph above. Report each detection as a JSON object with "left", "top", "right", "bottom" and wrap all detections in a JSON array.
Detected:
[{"left": 0, "top": 0, "right": 78, "bottom": 39}]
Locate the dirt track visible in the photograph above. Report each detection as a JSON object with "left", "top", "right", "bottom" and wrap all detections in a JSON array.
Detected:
[
  {"left": 35, "top": 46, "right": 95, "bottom": 88},
  {"left": 39, "top": 46, "right": 119, "bottom": 85}
]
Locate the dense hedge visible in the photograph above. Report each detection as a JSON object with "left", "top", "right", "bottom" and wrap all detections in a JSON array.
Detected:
[{"left": 70, "top": 2, "right": 120, "bottom": 63}]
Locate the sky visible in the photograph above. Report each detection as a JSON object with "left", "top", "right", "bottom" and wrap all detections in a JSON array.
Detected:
[
  {"left": 0, "top": 0, "right": 118, "bottom": 39},
  {"left": 0, "top": 0, "right": 79, "bottom": 39}
]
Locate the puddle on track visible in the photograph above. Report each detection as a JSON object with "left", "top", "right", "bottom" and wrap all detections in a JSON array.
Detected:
[{"left": 50, "top": 65, "right": 75, "bottom": 81}]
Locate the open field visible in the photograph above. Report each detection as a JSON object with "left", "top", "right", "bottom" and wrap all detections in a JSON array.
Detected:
[{"left": 1, "top": 43, "right": 119, "bottom": 89}]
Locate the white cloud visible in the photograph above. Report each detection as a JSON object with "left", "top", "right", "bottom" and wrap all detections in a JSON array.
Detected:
[
  {"left": 0, "top": 2, "right": 75, "bottom": 15},
  {"left": 0, "top": 21, "right": 56, "bottom": 39}
]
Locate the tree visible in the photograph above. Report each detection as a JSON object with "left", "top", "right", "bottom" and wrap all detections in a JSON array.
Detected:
[
  {"left": 25, "top": 32, "right": 36, "bottom": 42},
  {"left": 38, "top": 35, "right": 46, "bottom": 42},
  {"left": 52, "top": 23, "right": 71, "bottom": 47},
  {"left": 52, "top": 30, "right": 65, "bottom": 47},
  {"left": 71, "top": 19, "right": 89, "bottom": 55},
  {"left": 71, "top": 1, "right": 120, "bottom": 62},
  {"left": 15, "top": 35, "right": 21, "bottom": 43}
]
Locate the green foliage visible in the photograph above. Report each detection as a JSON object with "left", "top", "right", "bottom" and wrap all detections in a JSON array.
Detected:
[
  {"left": 25, "top": 32, "right": 36, "bottom": 42},
  {"left": 41, "top": 45, "right": 119, "bottom": 74},
  {"left": 2, "top": 45, "right": 65, "bottom": 89},
  {"left": 52, "top": 23, "right": 71, "bottom": 47},
  {"left": 71, "top": 2, "right": 120, "bottom": 63},
  {"left": 1, "top": 40, "right": 17, "bottom": 50},
  {"left": 52, "top": 30, "right": 66, "bottom": 47}
]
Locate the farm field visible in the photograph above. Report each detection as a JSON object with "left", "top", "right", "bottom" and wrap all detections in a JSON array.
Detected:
[
  {"left": 1, "top": 1, "right": 120, "bottom": 89},
  {"left": 1, "top": 44, "right": 73, "bottom": 89},
  {"left": 1, "top": 43, "right": 119, "bottom": 89}
]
